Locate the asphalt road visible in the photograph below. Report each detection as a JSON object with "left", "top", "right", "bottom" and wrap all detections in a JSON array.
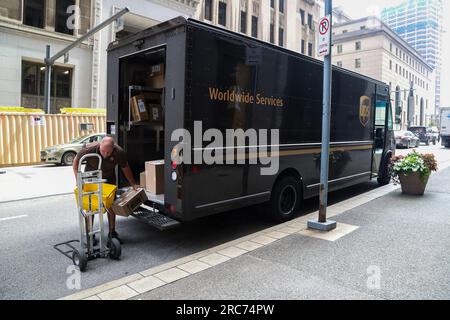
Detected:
[{"left": 0, "top": 144, "right": 448, "bottom": 300}]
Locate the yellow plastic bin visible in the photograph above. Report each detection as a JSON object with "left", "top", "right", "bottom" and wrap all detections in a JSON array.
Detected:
[{"left": 74, "top": 183, "right": 117, "bottom": 213}]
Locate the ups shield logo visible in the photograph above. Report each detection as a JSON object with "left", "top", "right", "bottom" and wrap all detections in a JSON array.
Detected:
[{"left": 359, "top": 96, "right": 371, "bottom": 127}]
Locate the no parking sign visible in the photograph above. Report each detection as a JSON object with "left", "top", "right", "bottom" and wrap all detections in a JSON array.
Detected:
[{"left": 318, "top": 15, "right": 331, "bottom": 57}]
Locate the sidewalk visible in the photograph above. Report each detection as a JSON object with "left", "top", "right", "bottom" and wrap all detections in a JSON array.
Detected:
[
  {"left": 0, "top": 164, "right": 74, "bottom": 203},
  {"left": 62, "top": 163, "right": 450, "bottom": 300}
]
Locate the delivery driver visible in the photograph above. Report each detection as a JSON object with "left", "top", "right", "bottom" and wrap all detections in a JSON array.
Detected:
[{"left": 73, "top": 136, "right": 139, "bottom": 244}]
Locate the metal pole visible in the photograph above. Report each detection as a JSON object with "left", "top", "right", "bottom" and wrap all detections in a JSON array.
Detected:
[
  {"left": 308, "top": 0, "right": 336, "bottom": 231},
  {"left": 319, "top": 0, "right": 333, "bottom": 223},
  {"left": 44, "top": 45, "right": 52, "bottom": 114}
]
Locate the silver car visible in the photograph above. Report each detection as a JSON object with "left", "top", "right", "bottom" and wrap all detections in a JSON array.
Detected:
[
  {"left": 394, "top": 130, "right": 420, "bottom": 149},
  {"left": 40, "top": 133, "right": 106, "bottom": 166}
]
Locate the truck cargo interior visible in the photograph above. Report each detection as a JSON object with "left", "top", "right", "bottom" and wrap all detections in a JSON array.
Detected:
[{"left": 118, "top": 47, "right": 166, "bottom": 190}]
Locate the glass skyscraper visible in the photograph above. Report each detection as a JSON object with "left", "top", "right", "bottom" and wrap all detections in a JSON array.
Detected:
[{"left": 382, "top": 0, "right": 443, "bottom": 114}]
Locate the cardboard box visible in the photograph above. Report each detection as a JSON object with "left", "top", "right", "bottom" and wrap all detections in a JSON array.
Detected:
[
  {"left": 111, "top": 188, "right": 148, "bottom": 217},
  {"left": 148, "top": 104, "right": 163, "bottom": 123},
  {"left": 145, "top": 64, "right": 165, "bottom": 89},
  {"left": 130, "top": 95, "right": 149, "bottom": 122},
  {"left": 140, "top": 171, "right": 146, "bottom": 189},
  {"left": 145, "top": 160, "right": 164, "bottom": 194}
]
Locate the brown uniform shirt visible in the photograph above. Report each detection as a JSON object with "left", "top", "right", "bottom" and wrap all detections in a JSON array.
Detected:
[{"left": 75, "top": 142, "right": 127, "bottom": 185}]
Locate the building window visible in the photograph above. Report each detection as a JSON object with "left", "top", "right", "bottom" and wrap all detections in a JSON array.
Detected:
[
  {"left": 301, "top": 40, "right": 305, "bottom": 54},
  {"left": 251, "top": 15, "right": 258, "bottom": 38},
  {"left": 390, "top": 43, "right": 393, "bottom": 52},
  {"left": 355, "top": 41, "right": 361, "bottom": 50},
  {"left": 270, "top": 0, "right": 275, "bottom": 9},
  {"left": 23, "top": 0, "right": 45, "bottom": 29},
  {"left": 240, "top": 10, "right": 247, "bottom": 33},
  {"left": 355, "top": 58, "right": 361, "bottom": 68},
  {"left": 279, "top": 0, "right": 284, "bottom": 13},
  {"left": 218, "top": 1, "right": 227, "bottom": 26},
  {"left": 337, "top": 44, "right": 342, "bottom": 54},
  {"left": 278, "top": 28, "right": 284, "bottom": 47},
  {"left": 55, "top": 0, "right": 75, "bottom": 35},
  {"left": 360, "top": 26, "right": 366, "bottom": 30},
  {"left": 308, "top": 43, "right": 313, "bottom": 57},
  {"left": 21, "top": 60, "right": 72, "bottom": 113},
  {"left": 307, "top": 14, "right": 313, "bottom": 29},
  {"left": 204, "top": 0, "right": 213, "bottom": 21},
  {"left": 299, "top": 9, "right": 305, "bottom": 25},
  {"left": 390, "top": 60, "right": 392, "bottom": 70},
  {"left": 337, "top": 61, "right": 343, "bottom": 67}
]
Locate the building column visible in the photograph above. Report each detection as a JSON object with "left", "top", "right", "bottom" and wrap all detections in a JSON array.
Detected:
[
  {"left": 274, "top": 0, "right": 279, "bottom": 45},
  {"left": 246, "top": 0, "right": 252, "bottom": 37}
]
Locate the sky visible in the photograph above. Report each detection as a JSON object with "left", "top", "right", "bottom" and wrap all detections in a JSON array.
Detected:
[{"left": 333, "top": 0, "right": 450, "bottom": 107}]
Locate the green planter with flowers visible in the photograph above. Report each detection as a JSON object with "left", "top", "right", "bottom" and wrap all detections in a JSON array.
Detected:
[{"left": 391, "top": 152, "right": 438, "bottom": 195}]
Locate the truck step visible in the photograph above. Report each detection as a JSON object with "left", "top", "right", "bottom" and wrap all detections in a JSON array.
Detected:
[{"left": 131, "top": 207, "right": 180, "bottom": 231}]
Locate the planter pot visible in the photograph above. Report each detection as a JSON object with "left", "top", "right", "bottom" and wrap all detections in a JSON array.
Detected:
[{"left": 398, "top": 172, "right": 430, "bottom": 195}]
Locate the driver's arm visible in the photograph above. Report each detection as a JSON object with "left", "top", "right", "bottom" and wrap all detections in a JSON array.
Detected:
[{"left": 121, "top": 163, "right": 138, "bottom": 190}]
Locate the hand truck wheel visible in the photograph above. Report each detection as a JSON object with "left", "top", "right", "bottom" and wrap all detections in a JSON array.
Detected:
[
  {"left": 72, "top": 248, "right": 88, "bottom": 272},
  {"left": 108, "top": 238, "right": 122, "bottom": 260}
]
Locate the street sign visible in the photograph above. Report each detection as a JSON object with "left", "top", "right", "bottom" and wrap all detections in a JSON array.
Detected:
[{"left": 318, "top": 15, "right": 331, "bottom": 57}]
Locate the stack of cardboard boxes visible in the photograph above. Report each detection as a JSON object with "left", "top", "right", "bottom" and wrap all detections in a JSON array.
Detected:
[{"left": 130, "top": 63, "right": 165, "bottom": 124}]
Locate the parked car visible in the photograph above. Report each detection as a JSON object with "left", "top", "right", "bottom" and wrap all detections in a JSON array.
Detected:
[
  {"left": 394, "top": 130, "right": 420, "bottom": 148},
  {"left": 40, "top": 133, "right": 106, "bottom": 166},
  {"left": 408, "top": 126, "right": 435, "bottom": 145}
]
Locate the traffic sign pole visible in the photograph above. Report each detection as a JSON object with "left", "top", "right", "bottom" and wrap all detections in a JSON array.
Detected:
[{"left": 308, "top": 0, "right": 337, "bottom": 232}]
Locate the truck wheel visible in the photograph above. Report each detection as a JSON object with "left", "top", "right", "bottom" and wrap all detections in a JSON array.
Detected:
[
  {"left": 62, "top": 152, "right": 76, "bottom": 166},
  {"left": 108, "top": 238, "right": 122, "bottom": 260},
  {"left": 377, "top": 155, "right": 392, "bottom": 186},
  {"left": 72, "top": 248, "right": 87, "bottom": 272},
  {"left": 267, "top": 176, "right": 301, "bottom": 222}
]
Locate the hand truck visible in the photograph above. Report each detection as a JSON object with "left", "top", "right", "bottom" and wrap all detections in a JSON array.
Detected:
[{"left": 56, "top": 153, "right": 122, "bottom": 272}]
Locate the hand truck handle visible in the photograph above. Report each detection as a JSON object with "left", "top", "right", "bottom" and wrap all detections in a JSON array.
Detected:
[{"left": 78, "top": 153, "right": 103, "bottom": 172}]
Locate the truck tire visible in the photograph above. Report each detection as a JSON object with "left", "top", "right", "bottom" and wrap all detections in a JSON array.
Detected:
[
  {"left": 267, "top": 176, "right": 301, "bottom": 222},
  {"left": 377, "top": 154, "right": 392, "bottom": 186}
]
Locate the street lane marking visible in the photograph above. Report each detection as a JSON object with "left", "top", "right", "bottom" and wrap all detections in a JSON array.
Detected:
[{"left": 0, "top": 215, "right": 28, "bottom": 222}]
